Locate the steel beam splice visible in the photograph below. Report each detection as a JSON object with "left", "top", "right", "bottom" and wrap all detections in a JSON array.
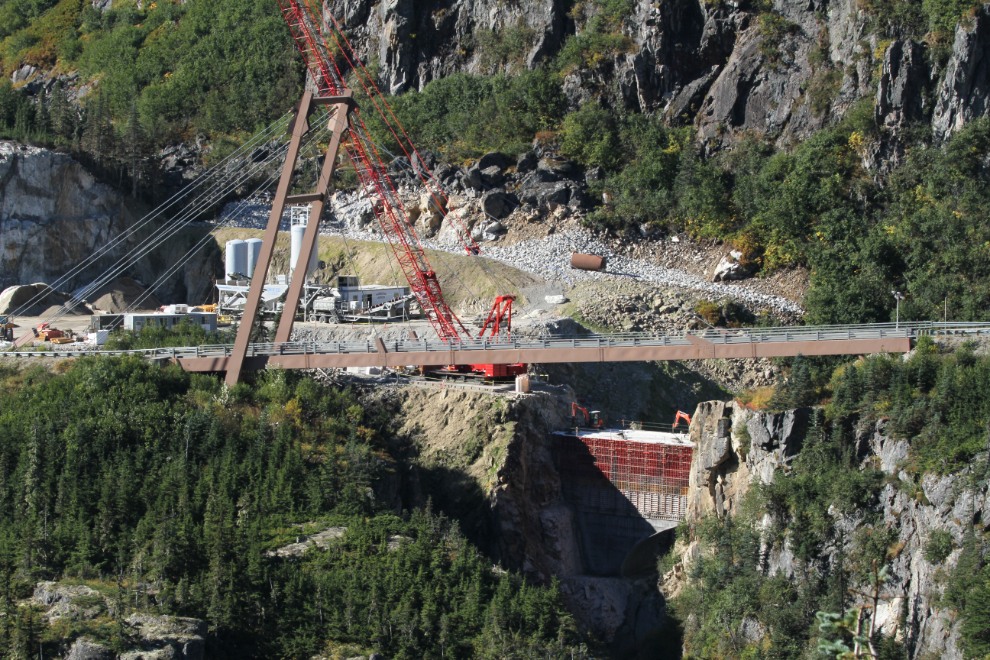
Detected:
[
  {"left": 312, "top": 95, "right": 359, "bottom": 110},
  {"left": 684, "top": 332, "right": 716, "bottom": 359}
]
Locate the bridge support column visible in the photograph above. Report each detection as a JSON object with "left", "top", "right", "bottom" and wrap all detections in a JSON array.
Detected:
[
  {"left": 225, "top": 91, "right": 315, "bottom": 386},
  {"left": 273, "top": 91, "right": 355, "bottom": 345}
]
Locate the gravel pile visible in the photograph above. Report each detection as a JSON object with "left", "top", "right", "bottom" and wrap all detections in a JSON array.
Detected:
[{"left": 212, "top": 197, "right": 804, "bottom": 315}]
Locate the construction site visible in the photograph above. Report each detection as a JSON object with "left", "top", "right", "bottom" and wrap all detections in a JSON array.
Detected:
[{"left": 6, "top": 0, "right": 990, "bottom": 654}]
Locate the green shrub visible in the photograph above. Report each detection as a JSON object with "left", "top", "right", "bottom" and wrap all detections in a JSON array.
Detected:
[
  {"left": 560, "top": 103, "right": 621, "bottom": 171},
  {"left": 924, "top": 529, "right": 954, "bottom": 564},
  {"left": 757, "top": 12, "right": 800, "bottom": 64},
  {"left": 472, "top": 21, "right": 537, "bottom": 70}
]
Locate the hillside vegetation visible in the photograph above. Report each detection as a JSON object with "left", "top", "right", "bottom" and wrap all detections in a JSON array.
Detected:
[{"left": 0, "top": 357, "right": 583, "bottom": 659}]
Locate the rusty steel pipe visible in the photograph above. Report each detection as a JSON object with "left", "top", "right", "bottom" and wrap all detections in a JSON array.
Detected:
[{"left": 571, "top": 253, "right": 607, "bottom": 271}]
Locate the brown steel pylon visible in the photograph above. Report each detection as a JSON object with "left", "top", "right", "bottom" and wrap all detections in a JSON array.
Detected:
[{"left": 225, "top": 89, "right": 356, "bottom": 386}]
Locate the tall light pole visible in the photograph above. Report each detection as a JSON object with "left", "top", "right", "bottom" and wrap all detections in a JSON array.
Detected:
[{"left": 892, "top": 291, "right": 904, "bottom": 329}]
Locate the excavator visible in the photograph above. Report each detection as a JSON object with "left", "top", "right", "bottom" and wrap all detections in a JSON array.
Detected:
[{"left": 571, "top": 403, "right": 605, "bottom": 429}]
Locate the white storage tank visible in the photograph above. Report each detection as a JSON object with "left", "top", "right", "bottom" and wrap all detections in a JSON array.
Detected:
[
  {"left": 225, "top": 239, "right": 248, "bottom": 279},
  {"left": 245, "top": 238, "right": 263, "bottom": 278},
  {"left": 289, "top": 224, "right": 318, "bottom": 276}
]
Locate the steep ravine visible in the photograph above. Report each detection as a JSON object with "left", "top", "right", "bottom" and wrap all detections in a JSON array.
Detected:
[
  {"left": 380, "top": 384, "right": 670, "bottom": 654},
  {"left": 395, "top": 383, "right": 987, "bottom": 658}
]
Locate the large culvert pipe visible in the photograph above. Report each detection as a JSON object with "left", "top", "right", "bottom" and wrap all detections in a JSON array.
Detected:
[{"left": 571, "top": 253, "right": 607, "bottom": 271}]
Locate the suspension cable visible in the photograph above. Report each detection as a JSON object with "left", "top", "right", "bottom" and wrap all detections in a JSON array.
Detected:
[{"left": 7, "top": 114, "right": 290, "bottom": 320}]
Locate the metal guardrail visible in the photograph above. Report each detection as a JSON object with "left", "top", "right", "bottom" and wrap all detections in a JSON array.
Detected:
[{"left": 3, "top": 321, "right": 990, "bottom": 361}]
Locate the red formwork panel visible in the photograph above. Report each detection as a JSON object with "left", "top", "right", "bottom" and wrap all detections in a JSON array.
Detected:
[{"left": 553, "top": 431, "right": 694, "bottom": 521}]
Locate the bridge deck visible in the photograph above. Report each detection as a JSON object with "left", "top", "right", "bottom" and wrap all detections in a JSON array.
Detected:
[{"left": 5, "top": 322, "right": 988, "bottom": 371}]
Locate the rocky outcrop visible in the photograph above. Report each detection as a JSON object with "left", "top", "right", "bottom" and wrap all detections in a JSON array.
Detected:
[
  {"left": 680, "top": 400, "right": 990, "bottom": 660},
  {"left": 119, "top": 614, "right": 207, "bottom": 660},
  {"left": 391, "top": 383, "right": 669, "bottom": 649},
  {"left": 31, "top": 582, "right": 105, "bottom": 624},
  {"left": 66, "top": 639, "right": 115, "bottom": 660},
  {"left": 317, "top": 0, "right": 990, "bottom": 149},
  {"left": 933, "top": 7, "right": 990, "bottom": 142},
  {"left": 0, "top": 141, "right": 220, "bottom": 305},
  {"left": 876, "top": 40, "right": 928, "bottom": 134}
]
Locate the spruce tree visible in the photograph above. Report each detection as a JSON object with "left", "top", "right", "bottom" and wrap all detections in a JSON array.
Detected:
[
  {"left": 50, "top": 81, "right": 75, "bottom": 141},
  {"left": 124, "top": 101, "right": 144, "bottom": 198}
]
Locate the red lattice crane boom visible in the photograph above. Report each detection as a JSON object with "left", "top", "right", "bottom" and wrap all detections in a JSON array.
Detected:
[{"left": 275, "top": 0, "right": 525, "bottom": 377}]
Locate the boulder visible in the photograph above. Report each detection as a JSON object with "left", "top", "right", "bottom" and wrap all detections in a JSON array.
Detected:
[
  {"left": 480, "top": 190, "right": 513, "bottom": 219},
  {"left": 711, "top": 250, "right": 752, "bottom": 282},
  {"left": 517, "top": 182, "right": 571, "bottom": 209},
  {"left": 537, "top": 157, "right": 575, "bottom": 175},
  {"left": 67, "top": 639, "right": 114, "bottom": 660},
  {"left": 411, "top": 149, "right": 437, "bottom": 175},
  {"left": 477, "top": 151, "right": 507, "bottom": 171},
  {"left": 516, "top": 151, "right": 538, "bottom": 173},
  {"left": 460, "top": 166, "right": 484, "bottom": 191},
  {"left": 518, "top": 170, "right": 558, "bottom": 188},
  {"left": 479, "top": 165, "right": 504, "bottom": 186}
]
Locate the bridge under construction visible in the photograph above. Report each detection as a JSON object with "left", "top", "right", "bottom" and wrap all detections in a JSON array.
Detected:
[{"left": 5, "top": 322, "right": 987, "bottom": 374}]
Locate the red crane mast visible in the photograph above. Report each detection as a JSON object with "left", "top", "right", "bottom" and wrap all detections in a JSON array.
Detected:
[{"left": 275, "top": 0, "right": 524, "bottom": 377}]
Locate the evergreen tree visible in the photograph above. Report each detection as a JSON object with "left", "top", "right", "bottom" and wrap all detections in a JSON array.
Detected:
[
  {"left": 124, "top": 101, "right": 145, "bottom": 198},
  {"left": 82, "top": 93, "right": 114, "bottom": 165},
  {"left": 34, "top": 89, "right": 50, "bottom": 137},
  {"left": 50, "top": 81, "right": 75, "bottom": 141}
]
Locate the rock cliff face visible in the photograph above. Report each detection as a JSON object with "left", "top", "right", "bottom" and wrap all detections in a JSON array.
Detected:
[
  {"left": 390, "top": 384, "right": 667, "bottom": 651},
  {"left": 681, "top": 400, "right": 990, "bottom": 660},
  {"left": 0, "top": 141, "right": 220, "bottom": 306},
  {"left": 328, "top": 0, "right": 990, "bottom": 149}
]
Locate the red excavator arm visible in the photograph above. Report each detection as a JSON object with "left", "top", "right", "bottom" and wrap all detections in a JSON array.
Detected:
[{"left": 672, "top": 410, "right": 692, "bottom": 428}]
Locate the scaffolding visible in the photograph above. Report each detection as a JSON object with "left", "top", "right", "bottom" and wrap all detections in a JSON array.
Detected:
[{"left": 553, "top": 429, "right": 693, "bottom": 522}]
